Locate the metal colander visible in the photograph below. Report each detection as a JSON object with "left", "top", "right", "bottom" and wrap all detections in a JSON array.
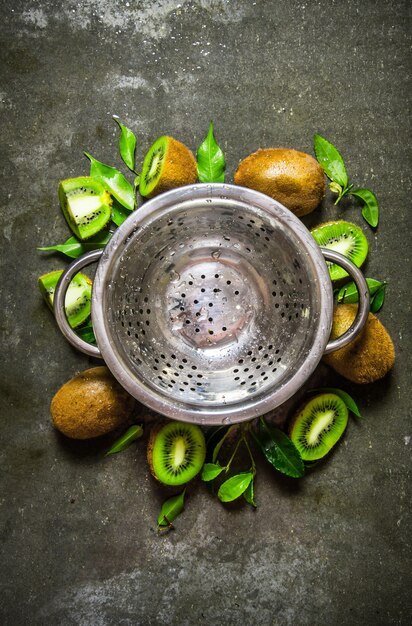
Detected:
[{"left": 54, "top": 184, "right": 369, "bottom": 425}]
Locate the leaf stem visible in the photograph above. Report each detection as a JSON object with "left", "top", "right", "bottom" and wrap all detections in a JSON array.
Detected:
[
  {"left": 242, "top": 434, "right": 256, "bottom": 474},
  {"left": 225, "top": 437, "right": 243, "bottom": 473}
]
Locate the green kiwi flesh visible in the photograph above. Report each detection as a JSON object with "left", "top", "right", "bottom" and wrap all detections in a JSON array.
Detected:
[
  {"left": 311, "top": 220, "right": 368, "bottom": 281},
  {"left": 290, "top": 393, "right": 348, "bottom": 461},
  {"left": 148, "top": 421, "right": 206, "bottom": 486},
  {"left": 139, "top": 136, "right": 197, "bottom": 198},
  {"left": 59, "top": 176, "right": 112, "bottom": 241},
  {"left": 38, "top": 270, "right": 92, "bottom": 329}
]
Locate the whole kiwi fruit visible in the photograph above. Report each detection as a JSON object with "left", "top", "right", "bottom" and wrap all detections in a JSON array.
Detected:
[
  {"left": 324, "top": 304, "right": 395, "bottom": 383},
  {"left": 234, "top": 147, "right": 325, "bottom": 216},
  {"left": 51, "top": 367, "right": 135, "bottom": 439}
]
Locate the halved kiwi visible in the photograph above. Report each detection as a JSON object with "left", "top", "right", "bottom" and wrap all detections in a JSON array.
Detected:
[
  {"left": 148, "top": 421, "right": 206, "bottom": 486},
  {"left": 38, "top": 270, "right": 92, "bottom": 329},
  {"left": 289, "top": 393, "right": 348, "bottom": 461},
  {"left": 311, "top": 220, "right": 368, "bottom": 281},
  {"left": 139, "top": 136, "right": 197, "bottom": 198},
  {"left": 58, "top": 176, "right": 112, "bottom": 241}
]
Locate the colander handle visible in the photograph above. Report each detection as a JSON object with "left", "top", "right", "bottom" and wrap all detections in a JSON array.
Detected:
[
  {"left": 321, "top": 248, "right": 370, "bottom": 355},
  {"left": 53, "top": 249, "right": 104, "bottom": 359}
]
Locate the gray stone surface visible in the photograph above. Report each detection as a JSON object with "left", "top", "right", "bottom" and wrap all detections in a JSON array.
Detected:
[{"left": 1, "top": 0, "right": 411, "bottom": 624}]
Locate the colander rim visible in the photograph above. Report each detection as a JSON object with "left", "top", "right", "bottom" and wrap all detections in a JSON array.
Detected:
[{"left": 91, "top": 183, "right": 333, "bottom": 425}]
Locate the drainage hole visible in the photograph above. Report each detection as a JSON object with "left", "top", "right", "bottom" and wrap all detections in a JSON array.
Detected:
[
  {"left": 195, "top": 328, "right": 200, "bottom": 333},
  {"left": 222, "top": 326, "right": 227, "bottom": 331}
]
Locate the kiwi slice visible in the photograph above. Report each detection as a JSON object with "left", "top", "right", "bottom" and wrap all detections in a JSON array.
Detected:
[
  {"left": 311, "top": 220, "right": 368, "bottom": 281},
  {"left": 39, "top": 270, "right": 92, "bottom": 329},
  {"left": 148, "top": 421, "right": 206, "bottom": 486},
  {"left": 58, "top": 176, "right": 112, "bottom": 241},
  {"left": 290, "top": 393, "right": 348, "bottom": 461},
  {"left": 139, "top": 136, "right": 197, "bottom": 198}
]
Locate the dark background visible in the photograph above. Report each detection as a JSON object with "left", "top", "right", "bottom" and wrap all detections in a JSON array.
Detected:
[{"left": 1, "top": 1, "right": 411, "bottom": 624}]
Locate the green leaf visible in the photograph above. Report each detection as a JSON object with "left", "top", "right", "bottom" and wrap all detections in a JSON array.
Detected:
[
  {"left": 201, "top": 462, "right": 224, "bottom": 482},
  {"left": 243, "top": 477, "right": 256, "bottom": 508},
  {"left": 76, "top": 320, "right": 96, "bottom": 344},
  {"left": 313, "top": 388, "right": 362, "bottom": 418},
  {"left": 370, "top": 284, "right": 386, "bottom": 313},
  {"left": 157, "top": 490, "right": 186, "bottom": 528},
  {"left": 113, "top": 117, "right": 137, "bottom": 172},
  {"left": 38, "top": 232, "right": 112, "bottom": 259},
  {"left": 255, "top": 419, "right": 305, "bottom": 478},
  {"left": 212, "top": 425, "right": 236, "bottom": 463},
  {"left": 313, "top": 134, "right": 348, "bottom": 188},
  {"left": 134, "top": 174, "right": 140, "bottom": 189},
  {"left": 85, "top": 152, "right": 135, "bottom": 211},
  {"left": 350, "top": 188, "right": 379, "bottom": 227},
  {"left": 337, "top": 278, "right": 385, "bottom": 304},
  {"left": 105, "top": 425, "right": 144, "bottom": 456},
  {"left": 196, "top": 121, "right": 225, "bottom": 183},
  {"left": 111, "top": 200, "right": 131, "bottom": 226},
  {"left": 218, "top": 472, "right": 253, "bottom": 503}
]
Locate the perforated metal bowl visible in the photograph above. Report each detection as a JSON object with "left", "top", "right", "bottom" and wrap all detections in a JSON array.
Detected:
[{"left": 54, "top": 184, "right": 369, "bottom": 425}]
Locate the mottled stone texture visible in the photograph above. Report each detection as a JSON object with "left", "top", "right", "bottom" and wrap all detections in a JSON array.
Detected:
[{"left": 0, "top": 1, "right": 411, "bottom": 624}]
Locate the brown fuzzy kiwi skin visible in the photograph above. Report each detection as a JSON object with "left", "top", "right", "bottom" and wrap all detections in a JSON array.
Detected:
[
  {"left": 147, "top": 137, "right": 197, "bottom": 198},
  {"left": 323, "top": 304, "right": 395, "bottom": 384},
  {"left": 234, "top": 147, "right": 325, "bottom": 216},
  {"left": 147, "top": 422, "right": 163, "bottom": 481},
  {"left": 51, "top": 366, "right": 135, "bottom": 439}
]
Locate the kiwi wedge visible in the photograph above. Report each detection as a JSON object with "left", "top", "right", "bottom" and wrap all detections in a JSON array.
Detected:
[
  {"left": 148, "top": 421, "right": 206, "bottom": 486},
  {"left": 311, "top": 220, "right": 368, "bottom": 281},
  {"left": 139, "top": 136, "right": 197, "bottom": 198},
  {"left": 324, "top": 304, "right": 395, "bottom": 383},
  {"left": 58, "top": 176, "right": 112, "bottom": 241},
  {"left": 234, "top": 147, "right": 325, "bottom": 217},
  {"left": 38, "top": 270, "right": 92, "bottom": 329},
  {"left": 290, "top": 393, "right": 348, "bottom": 461}
]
